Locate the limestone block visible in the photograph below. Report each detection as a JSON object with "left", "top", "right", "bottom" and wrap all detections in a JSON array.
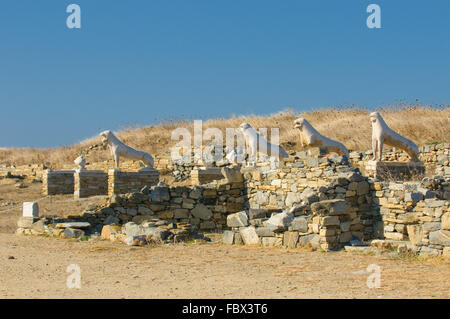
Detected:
[
  {"left": 239, "top": 226, "right": 260, "bottom": 245},
  {"left": 283, "top": 231, "right": 299, "bottom": 248},
  {"left": 266, "top": 212, "right": 294, "bottom": 229},
  {"left": 406, "top": 225, "right": 423, "bottom": 245},
  {"left": 429, "top": 230, "right": 450, "bottom": 246},
  {"left": 227, "top": 211, "right": 248, "bottom": 227},
  {"left": 101, "top": 225, "right": 122, "bottom": 240},
  {"left": 442, "top": 212, "right": 450, "bottom": 230},
  {"left": 23, "top": 202, "right": 39, "bottom": 218},
  {"left": 311, "top": 199, "right": 350, "bottom": 216},
  {"left": 297, "top": 234, "right": 320, "bottom": 249},
  {"left": 290, "top": 216, "right": 308, "bottom": 232},
  {"left": 255, "top": 227, "right": 275, "bottom": 237},
  {"left": 222, "top": 230, "right": 235, "bottom": 244}
]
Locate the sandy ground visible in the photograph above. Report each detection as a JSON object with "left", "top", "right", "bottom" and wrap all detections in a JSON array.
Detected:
[{"left": 0, "top": 178, "right": 449, "bottom": 299}]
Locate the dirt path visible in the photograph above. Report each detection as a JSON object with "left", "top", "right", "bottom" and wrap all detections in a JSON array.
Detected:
[{"left": 0, "top": 233, "right": 449, "bottom": 299}]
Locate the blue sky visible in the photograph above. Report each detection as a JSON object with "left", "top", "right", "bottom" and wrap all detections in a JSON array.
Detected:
[{"left": 1, "top": 1, "right": 449, "bottom": 147}]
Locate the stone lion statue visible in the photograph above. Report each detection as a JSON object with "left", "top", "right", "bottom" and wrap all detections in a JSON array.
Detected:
[
  {"left": 239, "top": 123, "right": 289, "bottom": 162},
  {"left": 100, "top": 130, "right": 154, "bottom": 169},
  {"left": 293, "top": 118, "right": 349, "bottom": 156},
  {"left": 369, "top": 112, "right": 419, "bottom": 161}
]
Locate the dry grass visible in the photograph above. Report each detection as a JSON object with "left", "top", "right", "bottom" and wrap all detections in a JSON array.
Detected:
[{"left": 1, "top": 105, "right": 448, "bottom": 168}]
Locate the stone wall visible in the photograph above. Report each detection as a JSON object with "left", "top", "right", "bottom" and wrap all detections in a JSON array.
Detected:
[
  {"left": 107, "top": 169, "right": 160, "bottom": 197},
  {"left": 0, "top": 164, "right": 46, "bottom": 179},
  {"left": 42, "top": 170, "right": 74, "bottom": 196},
  {"left": 243, "top": 151, "right": 377, "bottom": 241},
  {"left": 74, "top": 170, "right": 108, "bottom": 199},
  {"left": 224, "top": 199, "right": 364, "bottom": 251},
  {"left": 369, "top": 177, "right": 449, "bottom": 256}
]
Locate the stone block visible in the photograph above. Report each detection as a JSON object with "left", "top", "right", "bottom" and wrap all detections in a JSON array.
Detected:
[
  {"left": 283, "top": 231, "right": 299, "bottom": 248},
  {"left": 290, "top": 216, "right": 308, "bottom": 232},
  {"left": 227, "top": 211, "right": 248, "bottom": 227},
  {"left": 311, "top": 199, "right": 350, "bottom": 215},
  {"left": 256, "top": 227, "right": 275, "bottom": 237},
  {"left": 429, "top": 230, "right": 450, "bottom": 246},
  {"left": 101, "top": 225, "right": 122, "bottom": 240},
  {"left": 222, "top": 230, "right": 235, "bottom": 244},
  {"left": 239, "top": 226, "right": 260, "bottom": 245},
  {"left": 442, "top": 212, "right": 450, "bottom": 230},
  {"left": 406, "top": 225, "right": 423, "bottom": 245},
  {"left": 23, "top": 202, "right": 39, "bottom": 218}
]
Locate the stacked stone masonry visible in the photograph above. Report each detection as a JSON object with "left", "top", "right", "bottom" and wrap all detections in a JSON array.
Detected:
[
  {"left": 108, "top": 169, "right": 160, "bottom": 197},
  {"left": 74, "top": 170, "right": 108, "bottom": 198},
  {"left": 42, "top": 170, "right": 74, "bottom": 196}
]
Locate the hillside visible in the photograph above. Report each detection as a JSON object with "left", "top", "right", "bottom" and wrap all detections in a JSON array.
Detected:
[{"left": 0, "top": 105, "right": 448, "bottom": 168}]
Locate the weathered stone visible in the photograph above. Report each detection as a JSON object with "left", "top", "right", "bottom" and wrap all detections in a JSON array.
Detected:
[
  {"left": 239, "top": 226, "right": 260, "bottom": 245},
  {"left": 321, "top": 216, "right": 340, "bottom": 226},
  {"left": 200, "top": 221, "right": 216, "bottom": 230},
  {"left": 101, "top": 225, "right": 122, "bottom": 240},
  {"left": 23, "top": 202, "right": 39, "bottom": 217},
  {"left": 222, "top": 230, "right": 235, "bottom": 244},
  {"left": 404, "top": 192, "right": 424, "bottom": 203},
  {"left": 103, "top": 215, "right": 120, "bottom": 225},
  {"left": 255, "top": 227, "right": 275, "bottom": 237},
  {"left": 17, "top": 217, "right": 38, "bottom": 228},
  {"left": 31, "top": 219, "right": 46, "bottom": 233},
  {"left": 429, "top": 230, "right": 450, "bottom": 246},
  {"left": 422, "top": 222, "right": 441, "bottom": 233},
  {"left": 174, "top": 209, "right": 189, "bottom": 219},
  {"left": 419, "top": 246, "right": 440, "bottom": 257},
  {"left": 442, "top": 212, "right": 450, "bottom": 230},
  {"left": 125, "top": 235, "right": 147, "bottom": 246},
  {"left": 191, "top": 204, "right": 213, "bottom": 220},
  {"left": 227, "top": 211, "right": 248, "bottom": 227},
  {"left": 290, "top": 216, "right": 308, "bottom": 232},
  {"left": 55, "top": 222, "right": 91, "bottom": 229},
  {"left": 297, "top": 234, "right": 320, "bottom": 249},
  {"left": 63, "top": 228, "right": 85, "bottom": 238},
  {"left": 311, "top": 199, "right": 350, "bottom": 215},
  {"left": 406, "top": 225, "right": 423, "bottom": 245},
  {"left": 283, "top": 231, "right": 299, "bottom": 248},
  {"left": 266, "top": 212, "right": 294, "bottom": 229},
  {"left": 150, "top": 187, "right": 170, "bottom": 202}
]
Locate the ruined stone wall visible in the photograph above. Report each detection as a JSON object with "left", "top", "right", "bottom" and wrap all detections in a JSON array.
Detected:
[
  {"left": 223, "top": 199, "right": 364, "bottom": 251},
  {"left": 74, "top": 170, "right": 108, "bottom": 199},
  {"left": 107, "top": 169, "right": 160, "bottom": 197},
  {"left": 243, "top": 152, "right": 377, "bottom": 241},
  {"left": 42, "top": 170, "right": 74, "bottom": 196},
  {"left": 369, "top": 178, "right": 449, "bottom": 256}
]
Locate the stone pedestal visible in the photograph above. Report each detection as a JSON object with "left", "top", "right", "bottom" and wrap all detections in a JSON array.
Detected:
[
  {"left": 108, "top": 169, "right": 160, "bottom": 196},
  {"left": 42, "top": 170, "right": 74, "bottom": 195},
  {"left": 23, "top": 202, "right": 39, "bottom": 217},
  {"left": 365, "top": 161, "right": 425, "bottom": 180},
  {"left": 74, "top": 170, "right": 108, "bottom": 198},
  {"left": 191, "top": 168, "right": 224, "bottom": 185}
]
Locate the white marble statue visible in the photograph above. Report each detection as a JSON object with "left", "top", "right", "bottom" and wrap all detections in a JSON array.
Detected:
[
  {"left": 100, "top": 130, "right": 154, "bottom": 169},
  {"left": 293, "top": 118, "right": 349, "bottom": 156},
  {"left": 74, "top": 155, "right": 86, "bottom": 170},
  {"left": 369, "top": 112, "right": 419, "bottom": 162},
  {"left": 239, "top": 123, "right": 289, "bottom": 162}
]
